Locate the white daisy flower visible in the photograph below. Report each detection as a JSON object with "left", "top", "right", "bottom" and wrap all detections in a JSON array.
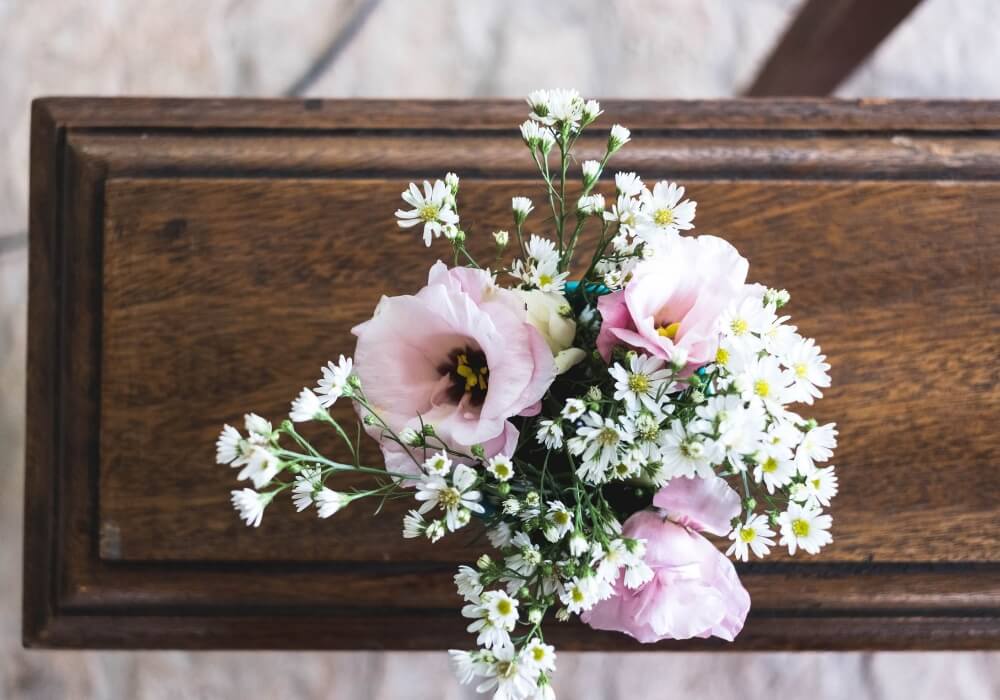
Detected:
[
  {"left": 454, "top": 565, "right": 483, "bottom": 603},
  {"left": 425, "top": 519, "right": 446, "bottom": 543},
  {"left": 449, "top": 649, "right": 491, "bottom": 685},
  {"left": 581, "top": 159, "right": 602, "bottom": 183},
  {"left": 782, "top": 336, "right": 831, "bottom": 405},
  {"left": 659, "top": 420, "right": 717, "bottom": 479},
  {"left": 608, "top": 124, "right": 631, "bottom": 150},
  {"left": 215, "top": 424, "right": 245, "bottom": 465},
  {"left": 493, "top": 229, "right": 510, "bottom": 247},
  {"left": 487, "top": 520, "right": 514, "bottom": 548},
  {"left": 291, "top": 467, "right": 322, "bottom": 512},
  {"left": 506, "top": 531, "right": 543, "bottom": 577},
  {"left": 536, "top": 419, "right": 564, "bottom": 450},
  {"left": 475, "top": 644, "right": 536, "bottom": 700},
  {"left": 788, "top": 482, "right": 810, "bottom": 503},
  {"left": 520, "top": 119, "right": 555, "bottom": 152},
  {"left": 582, "top": 98, "right": 602, "bottom": 122},
  {"left": 529, "top": 262, "right": 569, "bottom": 293},
  {"left": 568, "top": 532, "right": 589, "bottom": 557},
  {"left": 603, "top": 194, "right": 642, "bottom": 231},
  {"left": 230, "top": 488, "right": 269, "bottom": 528},
  {"left": 614, "top": 171, "right": 644, "bottom": 197},
  {"left": 463, "top": 590, "right": 519, "bottom": 650},
  {"left": 726, "top": 513, "right": 776, "bottom": 561},
  {"left": 577, "top": 193, "right": 605, "bottom": 215},
  {"left": 525, "top": 234, "right": 559, "bottom": 266},
  {"left": 315, "top": 355, "right": 354, "bottom": 407},
  {"left": 637, "top": 181, "right": 696, "bottom": 239},
  {"left": 237, "top": 445, "right": 280, "bottom": 489},
  {"left": 315, "top": 488, "right": 351, "bottom": 518},
  {"left": 395, "top": 179, "right": 460, "bottom": 246},
  {"left": 512, "top": 196, "right": 535, "bottom": 222},
  {"left": 561, "top": 398, "right": 587, "bottom": 421},
  {"left": 539, "top": 87, "right": 584, "bottom": 128},
  {"left": 752, "top": 450, "right": 796, "bottom": 494},
  {"left": 559, "top": 576, "right": 598, "bottom": 614},
  {"left": 521, "top": 638, "right": 557, "bottom": 674},
  {"left": 721, "top": 295, "right": 777, "bottom": 345},
  {"left": 486, "top": 454, "right": 514, "bottom": 482},
  {"left": 415, "top": 464, "right": 485, "bottom": 531},
  {"left": 402, "top": 509, "right": 426, "bottom": 539},
  {"left": 573, "top": 413, "right": 634, "bottom": 483},
  {"left": 244, "top": 413, "right": 273, "bottom": 442},
  {"left": 543, "top": 501, "right": 574, "bottom": 542},
  {"left": 423, "top": 450, "right": 453, "bottom": 477},
  {"left": 795, "top": 422, "right": 838, "bottom": 474},
  {"left": 289, "top": 387, "right": 325, "bottom": 422},
  {"left": 609, "top": 353, "right": 673, "bottom": 414},
  {"left": 804, "top": 465, "right": 839, "bottom": 507},
  {"left": 779, "top": 503, "right": 833, "bottom": 555},
  {"left": 736, "top": 355, "right": 795, "bottom": 414}
]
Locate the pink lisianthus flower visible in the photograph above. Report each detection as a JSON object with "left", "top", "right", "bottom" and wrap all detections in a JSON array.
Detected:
[
  {"left": 352, "top": 262, "right": 555, "bottom": 476},
  {"left": 582, "top": 475, "right": 749, "bottom": 642},
  {"left": 596, "top": 234, "right": 751, "bottom": 371}
]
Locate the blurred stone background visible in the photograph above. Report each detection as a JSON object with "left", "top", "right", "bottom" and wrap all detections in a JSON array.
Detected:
[{"left": 2, "top": 0, "right": 999, "bottom": 697}]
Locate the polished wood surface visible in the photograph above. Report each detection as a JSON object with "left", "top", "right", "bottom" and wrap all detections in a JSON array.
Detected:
[{"left": 25, "top": 98, "right": 1000, "bottom": 649}]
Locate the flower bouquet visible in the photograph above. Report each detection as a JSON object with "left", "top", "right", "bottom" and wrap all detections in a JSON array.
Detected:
[{"left": 216, "top": 89, "right": 838, "bottom": 700}]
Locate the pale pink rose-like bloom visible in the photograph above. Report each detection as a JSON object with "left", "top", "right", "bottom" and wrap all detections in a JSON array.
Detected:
[
  {"left": 352, "top": 261, "right": 555, "bottom": 477},
  {"left": 596, "top": 234, "right": 751, "bottom": 371},
  {"left": 582, "top": 476, "right": 749, "bottom": 642}
]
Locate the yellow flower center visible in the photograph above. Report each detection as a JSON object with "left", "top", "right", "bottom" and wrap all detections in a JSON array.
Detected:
[
  {"left": 495, "top": 599, "right": 512, "bottom": 616},
  {"left": 791, "top": 518, "right": 810, "bottom": 537},
  {"left": 656, "top": 322, "right": 681, "bottom": 339},
  {"left": 627, "top": 373, "right": 650, "bottom": 393},
  {"left": 532, "top": 647, "right": 546, "bottom": 662},
  {"left": 538, "top": 273, "right": 553, "bottom": 287},
  {"left": 553, "top": 511, "right": 570, "bottom": 526},
  {"left": 739, "top": 527, "right": 756, "bottom": 543},
  {"left": 653, "top": 208, "right": 674, "bottom": 226},
  {"left": 494, "top": 464, "right": 511, "bottom": 478},
  {"left": 455, "top": 352, "right": 489, "bottom": 393},
  {"left": 571, "top": 588, "right": 585, "bottom": 603},
  {"left": 715, "top": 347, "right": 730, "bottom": 365},
  {"left": 811, "top": 478, "right": 822, "bottom": 489},
  {"left": 761, "top": 456, "right": 778, "bottom": 473},
  {"left": 439, "top": 487, "right": 461, "bottom": 509},
  {"left": 754, "top": 379, "right": 771, "bottom": 398},
  {"left": 597, "top": 427, "right": 620, "bottom": 446},
  {"left": 795, "top": 363, "right": 808, "bottom": 378},
  {"left": 418, "top": 203, "right": 440, "bottom": 222},
  {"left": 730, "top": 318, "right": 748, "bottom": 335}
]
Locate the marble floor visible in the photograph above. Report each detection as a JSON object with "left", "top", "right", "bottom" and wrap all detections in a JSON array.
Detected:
[{"left": 2, "top": 0, "right": 999, "bottom": 697}]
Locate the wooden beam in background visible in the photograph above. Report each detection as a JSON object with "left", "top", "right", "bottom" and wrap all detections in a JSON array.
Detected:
[{"left": 745, "top": 0, "right": 924, "bottom": 97}]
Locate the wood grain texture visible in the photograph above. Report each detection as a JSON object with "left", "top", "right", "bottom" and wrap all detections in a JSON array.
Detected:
[{"left": 24, "top": 98, "right": 1000, "bottom": 650}]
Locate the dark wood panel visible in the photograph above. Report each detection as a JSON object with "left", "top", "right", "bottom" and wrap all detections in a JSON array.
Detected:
[
  {"left": 24, "top": 98, "right": 1000, "bottom": 650},
  {"left": 746, "top": 0, "right": 924, "bottom": 97}
]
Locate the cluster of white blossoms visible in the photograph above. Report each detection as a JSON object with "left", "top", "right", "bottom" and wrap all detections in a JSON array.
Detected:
[{"left": 216, "top": 89, "right": 840, "bottom": 700}]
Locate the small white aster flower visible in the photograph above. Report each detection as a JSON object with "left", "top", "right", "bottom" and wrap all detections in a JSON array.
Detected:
[
  {"left": 543, "top": 500, "right": 573, "bottom": 542},
  {"left": 542, "top": 87, "right": 584, "bottom": 128},
  {"left": 782, "top": 336, "right": 831, "bottom": 405},
  {"left": 608, "top": 124, "right": 631, "bottom": 151},
  {"left": 726, "top": 513, "right": 776, "bottom": 561},
  {"left": 536, "top": 419, "right": 564, "bottom": 450},
  {"left": 215, "top": 424, "right": 244, "bottom": 465},
  {"left": 237, "top": 445, "right": 280, "bottom": 489},
  {"left": 736, "top": 355, "right": 795, "bottom": 414},
  {"left": 568, "top": 532, "right": 589, "bottom": 557},
  {"left": 610, "top": 353, "right": 673, "bottom": 414},
  {"left": 506, "top": 531, "right": 542, "bottom": 576},
  {"left": 315, "top": 488, "right": 351, "bottom": 518},
  {"left": 559, "top": 576, "right": 598, "bottom": 614},
  {"left": 314, "top": 355, "right": 354, "bottom": 408},
  {"left": 449, "top": 649, "right": 491, "bottom": 685},
  {"left": 454, "top": 565, "right": 484, "bottom": 602},
  {"left": 415, "top": 464, "right": 485, "bottom": 531},
  {"left": 561, "top": 398, "right": 587, "bottom": 421},
  {"left": 487, "top": 520, "right": 513, "bottom": 548},
  {"left": 291, "top": 467, "right": 322, "bottom": 512},
  {"left": 230, "top": 488, "right": 269, "bottom": 528},
  {"left": 788, "top": 481, "right": 810, "bottom": 503},
  {"left": 795, "top": 422, "right": 838, "bottom": 474},
  {"left": 637, "top": 180, "right": 696, "bottom": 240},
  {"left": 582, "top": 98, "right": 602, "bottom": 122},
  {"left": 604, "top": 193, "right": 642, "bottom": 231},
  {"left": 425, "top": 519, "right": 446, "bottom": 543},
  {"left": 244, "top": 413, "right": 272, "bottom": 442},
  {"left": 486, "top": 454, "right": 514, "bottom": 482},
  {"left": 577, "top": 193, "right": 605, "bottom": 215},
  {"left": 289, "top": 387, "right": 324, "bottom": 422},
  {"left": 493, "top": 229, "right": 510, "bottom": 247},
  {"left": 395, "top": 180, "right": 460, "bottom": 246},
  {"left": 423, "top": 450, "right": 453, "bottom": 477},
  {"left": 463, "top": 590, "right": 519, "bottom": 649},
  {"left": 574, "top": 412, "right": 634, "bottom": 483},
  {"left": 402, "top": 509, "right": 426, "bottom": 539},
  {"left": 520, "top": 119, "right": 555, "bottom": 153},
  {"left": 779, "top": 503, "right": 833, "bottom": 555},
  {"left": 399, "top": 426, "right": 423, "bottom": 447},
  {"left": 614, "top": 171, "right": 644, "bottom": 197},
  {"left": 581, "top": 159, "right": 602, "bottom": 183},
  {"left": 804, "top": 465, "right": 839, "bottom": 507},
  {"left": 521, "top": 638, "right": 557, "bottom": 674},
  {"left": 722, "top": 295, "right": 777, "bottom": 346},
  {"left": 659, "top": 420, "right": 716, "bottom": 479},
  {"left": 752, "top": 450, "right": 796, "bottom": 494},
  {"left": 512, "top": 196, "right": 535, "bottom": 222},
  {"left": 476, "top": 644, "right": 535, "bottom": 699}
]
